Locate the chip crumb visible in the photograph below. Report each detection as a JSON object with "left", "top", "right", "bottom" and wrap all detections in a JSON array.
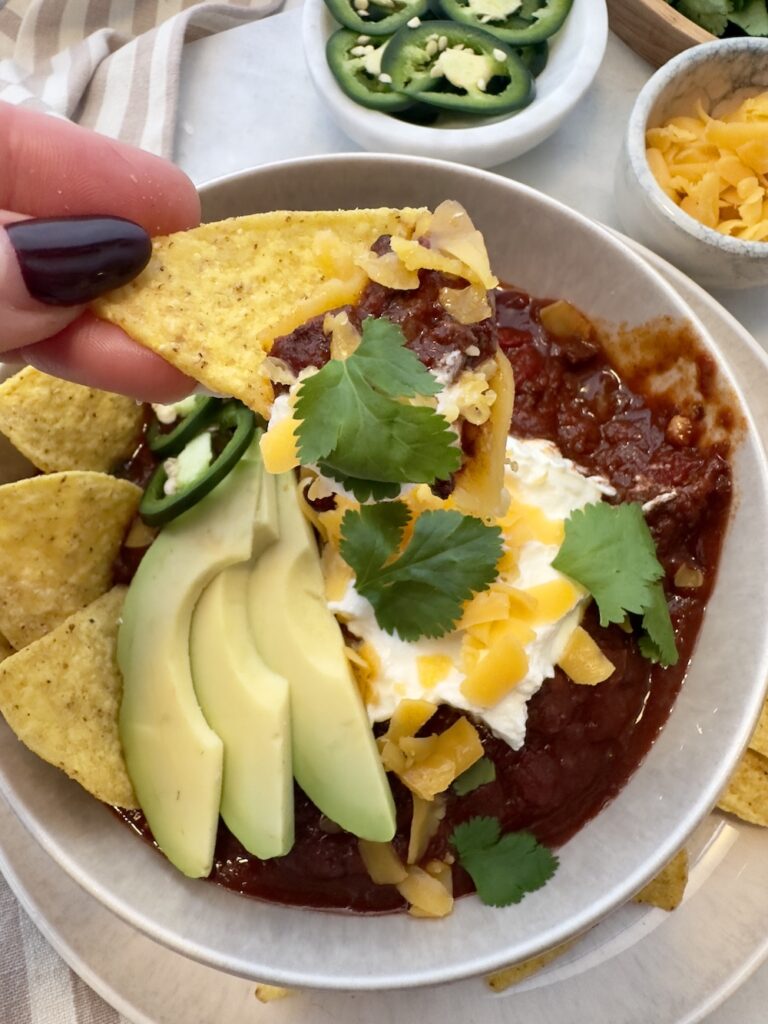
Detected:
[
  {"left": 632, "top": 848, "right": 688, "bottom": 912},
  {"left": 718, "top": 748, "right": 768, "bottom": 827},
  {"left": 254, "top": 984, "right": 292, "bottom": 1003},
  {"left": 486, "top": 939, "right": 574, "bottom": 992}
]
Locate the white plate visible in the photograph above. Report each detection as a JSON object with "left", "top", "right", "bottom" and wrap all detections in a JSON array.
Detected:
[{"left": 2, "top": 243, "right": 768, "bottom": 1024}]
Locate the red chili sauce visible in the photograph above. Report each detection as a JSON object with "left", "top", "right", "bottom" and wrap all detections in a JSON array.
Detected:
[{"left": 114, "top": 274, "right": 733, "bottom": 914}]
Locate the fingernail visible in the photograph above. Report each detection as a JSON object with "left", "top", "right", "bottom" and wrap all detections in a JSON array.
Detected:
[{"left": 6, "top": 216, "right": 151, "bottom": 307}]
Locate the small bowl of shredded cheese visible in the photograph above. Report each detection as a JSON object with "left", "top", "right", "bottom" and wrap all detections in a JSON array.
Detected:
[{"left": 616, "top": 37, "right": 768, "bottom": 289}]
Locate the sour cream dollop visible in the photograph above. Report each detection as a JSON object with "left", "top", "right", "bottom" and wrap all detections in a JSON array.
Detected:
[{"left": 329, "top": 436, "right": 614, "bottom": 749}]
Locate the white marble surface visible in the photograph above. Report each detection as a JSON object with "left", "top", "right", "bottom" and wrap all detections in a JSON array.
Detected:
[{"left": 168, "top": 18, "right": 768, "bottom": 1022}]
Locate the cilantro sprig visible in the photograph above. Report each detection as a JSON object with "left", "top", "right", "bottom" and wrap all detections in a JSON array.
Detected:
[
  {"left": 451, "top": 817, "right": 558, "bottom": 907},
  {"left": 294, "top": 317, "right": 461, "bottom": 490},
  {"left": 552, "top": 502, "right": 678, "bottom": 667},
  {"left": 673, "top": 0, "right": 768, "bottom": 37},
  {"left": 339, "top": 501, "right": 502, "bottom": 641}
]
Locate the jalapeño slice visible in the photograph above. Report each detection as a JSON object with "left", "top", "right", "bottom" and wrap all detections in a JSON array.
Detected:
[
  {"left": 324, "top": 0, "right": 430, "bottom": 36},
  {"left": 382, "top": 21, "right": 533, "bottom": 115},
  {"left": 147, "top": 396, "right": 219, "bottom": 458},
  {"left": 437, "top": 0, "right": 572, "bottom": 45},
  {"left": 515, "top": 39, "right": 548, "bottom": 77},
  {"left": 327, "top": 29, "right": 414, "bottom": 110},
  {"left": 140, "top": 401, "right": 257, "bottom": 527}
]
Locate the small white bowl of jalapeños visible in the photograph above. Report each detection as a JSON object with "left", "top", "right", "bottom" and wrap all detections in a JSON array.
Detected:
[{"left": 302, "top": 0, "right": 608, "bottom": 168}]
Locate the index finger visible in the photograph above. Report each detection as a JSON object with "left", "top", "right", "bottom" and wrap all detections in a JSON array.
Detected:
[{"left": 0, "top": 102, "right": 201, "bottom": 236}]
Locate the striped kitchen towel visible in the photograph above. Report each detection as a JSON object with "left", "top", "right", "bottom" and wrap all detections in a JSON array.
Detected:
[{"left": 0, "top": 0, "right": 283, "bottom": 156}]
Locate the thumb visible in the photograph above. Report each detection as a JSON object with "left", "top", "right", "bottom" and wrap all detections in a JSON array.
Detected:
[{"left": 0, "top": 214, "right": 150, "bottom": 351}]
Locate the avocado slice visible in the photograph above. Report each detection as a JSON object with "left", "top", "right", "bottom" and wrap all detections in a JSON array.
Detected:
[
  {"left": 190, "top": 471, "right": 294, "bottom": 859},
  {"left": 117, "top": 445, "right": 263, "bottom": 878},
  {"left": 247, "top": 473, "right": 396, "bottom": 842}
]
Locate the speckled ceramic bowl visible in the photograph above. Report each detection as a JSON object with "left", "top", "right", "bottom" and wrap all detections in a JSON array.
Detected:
[{"left": 615, "top": 38, "right": 768, "bottom": 290}]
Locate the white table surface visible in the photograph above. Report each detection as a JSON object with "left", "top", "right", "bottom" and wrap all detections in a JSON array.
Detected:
[{"left": 122, "top": 14, "right": 762, "bottom": 1022}]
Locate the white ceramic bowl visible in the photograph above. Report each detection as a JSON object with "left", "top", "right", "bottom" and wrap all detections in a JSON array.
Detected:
[
  {"left": 2, "top": 154, "right": 768, "bottom": 991},
  {"left": 616, "top": 38, "right": 768, "bottom": 290},
  {"left": 301, "top": 0, "right": 607, "bottom": 169}
]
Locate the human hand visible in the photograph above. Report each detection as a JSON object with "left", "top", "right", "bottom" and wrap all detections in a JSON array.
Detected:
[{"left": 0, "top": 102, "right": 198, "bottom": 402}]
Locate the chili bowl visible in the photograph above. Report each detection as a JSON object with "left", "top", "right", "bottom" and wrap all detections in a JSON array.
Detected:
[
  {"left": 1, "top": 153, "right": 767, "bottom": 991},
  {"left": 301, "top": 0, "right": 608, "bottom": 169},
  {"left": 615, "top": 37, "right": 768, "bottom": 290}
]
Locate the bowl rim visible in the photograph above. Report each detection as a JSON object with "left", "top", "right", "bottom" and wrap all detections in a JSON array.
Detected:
[
  {"left": 625, "top": 36, "right": 768, "bottom": 259},
  {"left": 301, "top": 0, "right": 608, "bottom": 152},
  {"left": 2, "top": 152, "right": 768, "bottom": 991}
]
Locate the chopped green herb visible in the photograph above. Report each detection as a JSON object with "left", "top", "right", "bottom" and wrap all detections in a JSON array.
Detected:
[
  {"left": 340, "top": 501, "right": 502, "bottom": 641},
  {"left": 552, "top": 502, "right": 678, "bottom": 667},
  {"left": 670, "top": 0, "right": 767, "bottom": 36},
  {"left": 294, "top": 317, "right": 461, "bottom": 488},
  {"left": 453, "top": 756, "right": 496, "bottom": 796},
  {"left": 451, "top": 816, "right": 558, "bottom": 908}
]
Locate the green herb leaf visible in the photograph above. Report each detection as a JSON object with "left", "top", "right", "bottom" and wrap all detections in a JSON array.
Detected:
[
  {"left": 552, "top": 502, "right": 677, "bottom": 666},
  {"left": 553, "top": 503, "right": 663, "bottom": 625},
  {"left": 638, "top": 582, "right": 679, "bottom": 667},
  {"left": 675, "top": 0, "right": 729, "bottom": 33},
  {"left": 318, "top": 466, "right": 402, "bottom": 503},
  {"left": 340, "top": 502, "right": 502, "bottom": 641},
  {"left": 453, "top": 757, "right": 496, "bottom": 796},
  {"left": 728, "top": 0, "right": 768, "bottom": 34},
  {"left": 294, "top": 317, "right": 460, "bottom": 487},
  {"left": 451, "top": 817, "right": 559, "bottom": 908}
]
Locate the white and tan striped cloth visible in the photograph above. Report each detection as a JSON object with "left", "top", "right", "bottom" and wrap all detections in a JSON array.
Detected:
[{"left": 0, "top": 0, "right": 283, "bottom": 156}]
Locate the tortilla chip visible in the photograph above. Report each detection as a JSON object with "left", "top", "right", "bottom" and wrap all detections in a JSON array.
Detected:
[
  {"left": 486, "top": 939, "right": 574, "bottom": 992},
  {"left": 0, "top": 632, "right": 13, "bottom": 663},
  {"left": 633, "top": 848, "right": 688, "bottom": 911},
  {"left": 93, "top": 209, "right": 425, "bottom": 418},
  {"left": 0, "top": 368, "right": 144, "bottom": 474},
  {"left": 453, "top": 351, "right": 515, "bottom": 520},
  {"left": 0, "top": 472, "right": 141, "bottom": 648},
  {"left": 0, "top": 587, "right": 137, "bottom": 807},
  {"left": 748, "top": 698, "right": 768, "bottom": 759},
  {"left": 718, "top": 747, "right": 768, "bottom": 827}
]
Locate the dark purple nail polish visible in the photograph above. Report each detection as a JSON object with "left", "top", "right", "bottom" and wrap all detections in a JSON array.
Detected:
[{"left": 6, "top": 216, "right": 152, "bottom": 307}]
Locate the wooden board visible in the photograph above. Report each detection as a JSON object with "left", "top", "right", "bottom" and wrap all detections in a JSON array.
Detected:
[{"left": 606, "top": 0, "right": 715, "bottom": 67}]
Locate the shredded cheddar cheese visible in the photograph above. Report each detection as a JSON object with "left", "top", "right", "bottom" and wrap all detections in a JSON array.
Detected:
[{"left": 646, "top": 92, "right": 768, "bottom": 241}]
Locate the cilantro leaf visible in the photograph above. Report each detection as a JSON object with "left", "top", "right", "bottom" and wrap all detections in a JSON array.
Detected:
[
  {"left": 638, "top": 582, "right": 679, "bottom": 668},
  {"left": 451, "top": 817, "right": 559, "bottom": 908},
  {"left": 553, "top": 502, "right": 678, "bottom": 667},
  {"left": 318, "top": 466, "right": 401, "bottom": 503},
  {"left": 728, "top": 0, "right": 768, "bottom": 34},
  {"left": 340, "top": 503, "right": 502, "bottom": 641},
  {"left": 552, "top": 503, "right": 664, "bottom": 627},
  {"left": 453, "top": 757, "right": 496, "bottom": 796},
  {"left": 676, "top": 0, "right": 728, "bottom": 33},
  {"left": 294, "top": 317, "right": 459, "bottom": 487}
]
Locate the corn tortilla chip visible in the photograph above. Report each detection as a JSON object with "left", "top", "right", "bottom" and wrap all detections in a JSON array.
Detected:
[
  {"left": 92, "top": 209, "right": 425, "bottom": 417},
  {"left": 0, "top": 368, "right": 144, "bottom": 474},
  {"left": 0, "top": 472, "right": 141, "bottom": 648},
  {"left": 486, "top": 940, "right": 574, "bottom": 992},
  {"left": 718, "top": 748, "right": 768, "bottom": 827},
  {"left": 0, "top": 587, "right": 137, "bottom": 807},
  {"left": 632, "top": 848, "right": 688, "bottom": 912},
  {"left": 0, "top": 632, "right": 13, "bottom": 663},
  {"left": 748, "top": 698, "right": 768, "bottom": 760}
]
